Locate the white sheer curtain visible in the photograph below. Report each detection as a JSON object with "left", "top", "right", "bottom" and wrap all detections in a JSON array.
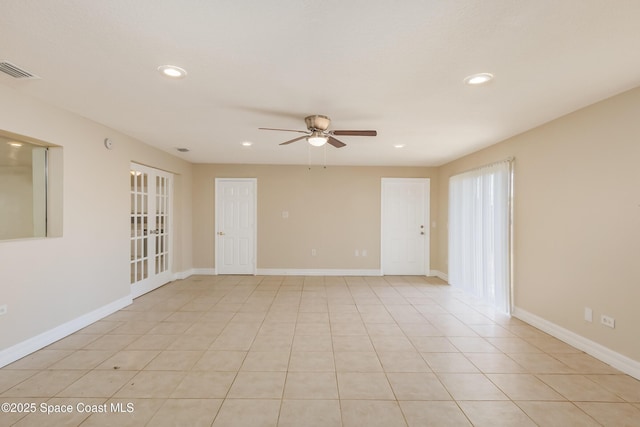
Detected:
[{"left": 448, "top": 159, "right": 512, "bottom": 314}]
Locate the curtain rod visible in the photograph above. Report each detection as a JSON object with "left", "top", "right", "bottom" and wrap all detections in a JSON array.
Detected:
[{"left": 450, "top": 156, "right": 514, "bottom": 178}]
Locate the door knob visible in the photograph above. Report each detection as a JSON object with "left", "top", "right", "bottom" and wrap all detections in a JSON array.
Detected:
[{"left": 217, "top": 231, "right": 225, "bottom": 236}]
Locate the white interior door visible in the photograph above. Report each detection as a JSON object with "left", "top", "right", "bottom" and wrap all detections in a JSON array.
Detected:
[
  {"left": 130, "top": 163, "right": 173, "bottom": 297},
  {"left": 381, "top": 178, "right": 430, "bottom": 275},
  {"left": 215, "top": 178, "right": 257, "bottom": 275}
]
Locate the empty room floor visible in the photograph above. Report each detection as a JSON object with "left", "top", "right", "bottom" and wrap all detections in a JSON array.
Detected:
[{"left": 1, "top": 275, "right": 639, "bottom": 426}]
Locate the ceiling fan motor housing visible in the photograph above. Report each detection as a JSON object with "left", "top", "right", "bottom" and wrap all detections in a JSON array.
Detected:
[{"left": 305, "top": 115, "right": 330, "bottom": 132}]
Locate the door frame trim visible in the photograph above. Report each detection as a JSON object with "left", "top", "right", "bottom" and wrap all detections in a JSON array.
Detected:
[
  {"left": 380, "top": 177, "right": 430, "bottom": 276},
  {"left": 214, "top": 177, "right": 258, "bottom": 275}
]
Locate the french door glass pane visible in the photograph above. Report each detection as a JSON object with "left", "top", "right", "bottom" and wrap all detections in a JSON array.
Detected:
[{"left": 130, "top": 169, "right": 150, "bottom": 284}]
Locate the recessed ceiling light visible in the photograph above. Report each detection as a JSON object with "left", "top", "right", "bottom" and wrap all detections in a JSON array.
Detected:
[
  {"left": 241, "top": 141, "right": 253, "bottom": 147},
  {"left": 393, "top": 144, "right": 406, "bottom": 148},
  {"left": 158, "top": 65, "right": 187, "bottom": 79},
  {"left": 464, "top": 73, "right": 494, "bottom": 85},
  {"left": 7, "top": 141, "right": 23, "bottom": 147}
]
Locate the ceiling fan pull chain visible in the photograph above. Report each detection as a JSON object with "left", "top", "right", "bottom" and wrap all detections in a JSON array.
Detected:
[
  {"left": 323, "top": 144, "right": 327, "bottom": 169},
  {"left": 308, "top": 143, "right": 311, "bottom": 170}
]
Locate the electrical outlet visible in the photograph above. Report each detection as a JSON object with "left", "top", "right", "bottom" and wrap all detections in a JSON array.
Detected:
[
  {"left": 601, "top": 314, "right": 615, "bottom": 328},
  {"left": 362, "top": 249, "right": 367, "bottom": 257},
  {"left": 311, "top": 249, "right": 317, "bottom": 256},
  {"left": 0, "top": 305, "right": 7, "bottom": 316},
  {"left": 354, "top": 250, "right": 359, "bottom": 257}
]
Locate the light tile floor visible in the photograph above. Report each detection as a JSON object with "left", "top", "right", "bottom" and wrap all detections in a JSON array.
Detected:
[{"left": 1, "top": 275, "right": 640, "bottom": 426}]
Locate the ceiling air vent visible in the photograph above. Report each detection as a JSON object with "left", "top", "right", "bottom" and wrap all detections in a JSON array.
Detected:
[{"left": 0, "top": 61, "right": 40, "bottom": 79}]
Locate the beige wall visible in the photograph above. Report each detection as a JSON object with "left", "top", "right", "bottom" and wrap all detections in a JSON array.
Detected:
[
  {"left": 436, "top": 86, "right": 640, "bottom": 361},
  {"left": 0, "top": 85, "right": 193, "bottom": 350},
  {"left": 193, "top": 164, "right": 438, "bottom": 271}
]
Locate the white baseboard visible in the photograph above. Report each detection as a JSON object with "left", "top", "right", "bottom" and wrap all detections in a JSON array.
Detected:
[
  {"left": 188, "top": 268, "right": 217, "bottom": 276},
  {"left": 174, "top": 270, "right": 194, "bottom": 280},
  {"left": 257, "top": 268, "right": 383, "bottom": 276},
  {"left": 513, "top": 307, "right": 640, "bottom": 381},
  {"left": 0, "top": 295, "right": 132, "bottom": 369},
  {"left": 173, "top": 268, "right": 216, "bottom": 280},
  {"left": 174, "top": 268, "right": 216, "bottom": 279},
  {"left": 181, "top": 268, "right": 442, "bottom": 278},
  {"left": 430, "top": 270, "right": 449, "bottom": 281}
]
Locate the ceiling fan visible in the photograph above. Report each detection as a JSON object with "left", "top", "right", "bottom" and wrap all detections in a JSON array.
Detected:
[{"left": 259, "top": 115, "right": 377, "bottom": 148}]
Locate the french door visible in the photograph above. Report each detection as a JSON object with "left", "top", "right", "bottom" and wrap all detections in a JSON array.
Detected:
[
  {"left": 381, "top": 178, "right": 430, "bottom": 275},
  {"left": 130, "top": 163, "right": 173, "bottom": 297},
  {"left": 215, "top": 178, "right": 257, "bottom": 275}
]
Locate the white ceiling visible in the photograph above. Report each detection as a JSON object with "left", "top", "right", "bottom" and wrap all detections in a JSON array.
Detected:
[{"left": 1, "top": 0, "right": 640, "bottom": 166}]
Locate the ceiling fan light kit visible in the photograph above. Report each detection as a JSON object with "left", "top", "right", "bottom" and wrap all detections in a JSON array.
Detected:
[
  {"left": 307, "top": 132, "right": 328, "bottom": 147},
  {"left": 259, "top": 115, "right": 377, "bottom": 149}
]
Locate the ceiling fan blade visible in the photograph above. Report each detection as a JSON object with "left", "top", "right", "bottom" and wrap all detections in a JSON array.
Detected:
[
  {"left": 259, "top": 127, "right": 309, "bottom": 134},
  {"left": 279, "top": 135, "right": 308, "bottom": 145},
  {"left": 327, "top": 136, "right": 347, "bottom": 148},
  {"left": 332, "top": 130, "right": 377, "bottom": 137}
]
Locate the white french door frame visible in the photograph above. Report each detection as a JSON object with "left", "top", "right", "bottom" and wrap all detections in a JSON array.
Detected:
[
  {"left": 215, "top": 178, "right": 258, "bottom": 275},
  {"left": 130, "top": 163, "right": 174, "bottom": 298},
  {"left": 380, "top": 177, "right": 430, "bottom": 276}
]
